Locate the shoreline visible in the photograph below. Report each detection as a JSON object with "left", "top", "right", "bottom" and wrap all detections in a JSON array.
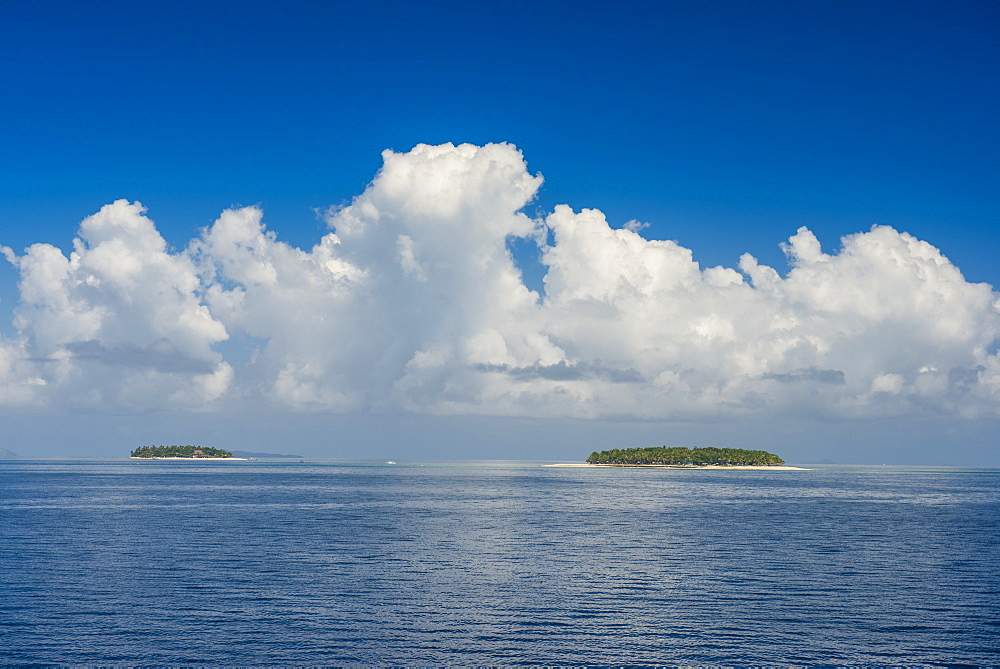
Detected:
[
  {"left": 128, "top": 456, "right": 249, "bottom": 461},
  {"left": 543, "top": 463, "right": 808, "bottom": 470}
]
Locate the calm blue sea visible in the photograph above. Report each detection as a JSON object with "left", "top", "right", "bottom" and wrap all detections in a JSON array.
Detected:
[{"left": 0, "top": 459, "right": 997, "bottom": 665}]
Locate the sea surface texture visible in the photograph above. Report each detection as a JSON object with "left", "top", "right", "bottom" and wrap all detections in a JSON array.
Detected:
[{"left": 1, "top": 460, "right": 997, "bottom": 665}]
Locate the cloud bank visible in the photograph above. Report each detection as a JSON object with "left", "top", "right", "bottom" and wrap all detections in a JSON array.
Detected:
[{"left": 3, "top": 142, "right": 998, "bottom": 420}]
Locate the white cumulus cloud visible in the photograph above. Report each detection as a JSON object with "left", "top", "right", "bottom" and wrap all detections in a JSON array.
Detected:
[
  {"left": 1, "top": 143, "right": 998, "bottom": 421},
  {"left": 1, "top": 200, "right": 232, "bottom": 410}
]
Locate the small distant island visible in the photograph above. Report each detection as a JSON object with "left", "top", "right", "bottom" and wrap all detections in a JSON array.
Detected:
[
  {"left": 130, "top": 445, "right": 242, "bottom": 459},
  {"left": 587, "top": 446, "right": 785, "bottom": 466},
  {"left": 542, "top": 446, "right": 806, "bottom": 469}
]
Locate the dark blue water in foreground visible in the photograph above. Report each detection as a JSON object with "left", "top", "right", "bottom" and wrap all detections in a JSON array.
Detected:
[{"left": 1, "top": 460, "right": 998, "bottom": 665}]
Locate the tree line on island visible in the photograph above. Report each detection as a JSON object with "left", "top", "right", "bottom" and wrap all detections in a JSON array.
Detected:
[
  {"left": 130, "top": 445, "right": 234, "bottom": 458},
  {"left": 586, "top": 446, "right": 784, "bottom": 466}
]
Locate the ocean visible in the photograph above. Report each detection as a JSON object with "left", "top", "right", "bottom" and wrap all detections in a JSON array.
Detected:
[{"left": 1, "top": 459, "right": 997, "bottom": 665}]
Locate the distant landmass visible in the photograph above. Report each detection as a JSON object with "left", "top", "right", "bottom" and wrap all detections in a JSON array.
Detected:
[
  {"left": 0, "top": 447, "right": 18, "bottom": 459},
  {"left": 131, "top": 445, "right": 234, "bottom": 458},
  {"left": 586, "top": 446, "right": 785, "bottom": 466},
  {"left": 231, "top": 450, "right": 305, "bottom": 459},
  {"left": 128, "top": 446, "right": 303, "bottom": 460}
]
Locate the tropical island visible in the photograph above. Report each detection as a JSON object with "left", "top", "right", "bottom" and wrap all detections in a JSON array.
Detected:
[
  {"left": 588, "top": 446, "right": 785, "bottom": 466},
  {"left": 545, "top": 446, "right": 804, "bottom": 469},
  {"left": 129, "top": 445, "right": 243, "bottom": 459}
]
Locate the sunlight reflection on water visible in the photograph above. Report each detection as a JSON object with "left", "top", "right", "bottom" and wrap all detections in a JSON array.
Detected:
[{"left": 1, "top": 460, "right": 997, "bottom": 665}]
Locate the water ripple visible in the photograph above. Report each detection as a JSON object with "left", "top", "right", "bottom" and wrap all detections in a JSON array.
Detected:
[{"left": 0, "top": 461, "right": 997, "bottom": 665}]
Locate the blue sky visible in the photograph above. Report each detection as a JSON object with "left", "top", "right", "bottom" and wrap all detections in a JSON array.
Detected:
[
  {"left": 3, "top": 1, "right": 995, "bottom": 273},
  {"left": 1, "top": 1, "right": 997, "bottom": 463}
]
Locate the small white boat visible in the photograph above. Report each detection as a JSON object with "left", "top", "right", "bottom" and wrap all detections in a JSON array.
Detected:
[{"left": 386, "top": 461, "right": 396, "bottom": 464}]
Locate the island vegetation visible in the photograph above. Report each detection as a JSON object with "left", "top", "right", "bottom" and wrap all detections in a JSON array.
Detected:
[
  {"left": 586, "top": 446, "right": 784, "bottom": 466},
  {"left": 130, "top": 445, "right": 234, "bottom": 458}
]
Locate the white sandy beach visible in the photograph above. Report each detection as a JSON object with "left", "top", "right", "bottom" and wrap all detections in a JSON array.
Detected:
[{"left": 543, "top": 463, "right": 808, "bottom": 470}]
